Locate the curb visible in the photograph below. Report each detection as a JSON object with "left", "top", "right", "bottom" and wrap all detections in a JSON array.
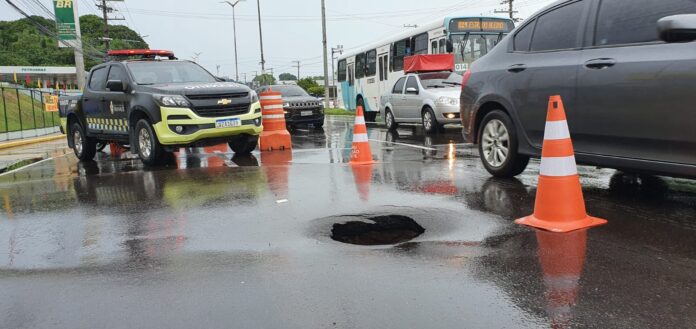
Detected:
[{"left": 0, "top": 134, "right": 65, "bottom": 150}]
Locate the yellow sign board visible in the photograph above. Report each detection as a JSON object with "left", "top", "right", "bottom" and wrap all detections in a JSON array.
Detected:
[
  {"left": 456, "top": 20, "right": 508, "bottom": 32},
  {"left": 44, "top": 95, "right": 59, "bottom": 112}
]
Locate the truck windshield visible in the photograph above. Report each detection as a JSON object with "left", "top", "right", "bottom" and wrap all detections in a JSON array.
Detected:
[
  {"left": 273, "top": 85, "right": 309, "bottom": 97},
  {"left": 418, "top": 72, "right": 463, "bottom": 89},
  {"left": 127, "top": 61, "right": 218, "bottom": 85}
]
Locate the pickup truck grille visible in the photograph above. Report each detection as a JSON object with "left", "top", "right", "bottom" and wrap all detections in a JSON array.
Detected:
[{"left": 185, "top": 93, "right": 251, "bottom": 118}]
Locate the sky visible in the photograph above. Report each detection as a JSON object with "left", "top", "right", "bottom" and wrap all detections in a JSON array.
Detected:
[{"left": 0, "top": 0, "right": 557, "bottom": 80}]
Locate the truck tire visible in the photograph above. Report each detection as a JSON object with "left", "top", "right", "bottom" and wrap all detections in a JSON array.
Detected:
[
  {"left": 71, "top": 122, "right": 97, "bottom": 162},
  {"left": 229, "top": 135, "right": 259, "bottom": 155},
  {"left": 478, "top": 110, "right": 529, "bottom": 177},
  {"left": 135, "top": 119, "right": 165, "bottom": 166}
]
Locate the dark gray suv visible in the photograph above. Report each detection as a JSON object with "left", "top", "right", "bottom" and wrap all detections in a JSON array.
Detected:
[{"left": 460, "top": 0, "right": 696, "bottom": 178}]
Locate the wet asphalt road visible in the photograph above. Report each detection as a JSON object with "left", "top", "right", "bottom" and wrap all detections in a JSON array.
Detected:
[{"left": 1, "top": 116, "right": 695, "bottom": 329}]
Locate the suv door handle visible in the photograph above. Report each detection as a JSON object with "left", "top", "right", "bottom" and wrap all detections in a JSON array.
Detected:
[
  {"left": 585, "top": 58, "right": 616, "bottom": 70},
  {"left": 507, "top": 64, "right": 527, "bottom": 73}
]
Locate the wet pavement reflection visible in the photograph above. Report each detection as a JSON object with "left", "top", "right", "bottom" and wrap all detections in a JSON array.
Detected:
[{"left": 0, "top": 117, "right": 695, "bottom": 328}]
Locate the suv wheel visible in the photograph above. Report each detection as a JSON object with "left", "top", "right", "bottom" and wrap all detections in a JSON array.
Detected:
[
  {"left": 385, "top": 109, "right": 398, "bottom": 131},
  {"left": 478, "top": 110, "right": 529, "bottom": 177},
  {"left": 71, "top": 122, "right": 97, "bottom": 162},
  {"left": 229, "top": 135, "right": 259, "bottom": 155},
  {"left": 135, "top": 119, "right": 164, "bottom": 166},
  {"left": 422, "top": 107, "right": 440, "bottom": 134}
]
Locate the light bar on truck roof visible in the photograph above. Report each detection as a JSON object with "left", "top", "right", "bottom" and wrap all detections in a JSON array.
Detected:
[{"left": 107, "top": 49, "right": 177, "bottom": 60}]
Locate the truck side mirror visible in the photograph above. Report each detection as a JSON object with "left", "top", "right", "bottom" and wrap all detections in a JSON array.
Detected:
[
  {"left": 106, "top": 80, "right": 127, "bottom": 92},
  {"left": 658, "top": 14, "right": 696, "bottom": 43}
]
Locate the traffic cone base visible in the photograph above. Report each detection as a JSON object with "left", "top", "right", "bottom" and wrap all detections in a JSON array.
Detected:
[
  {"left": 516, "top": 214, "right": 606, "bottom": 233},
  {"left": 260, "top": 130, "right": 292, "bottom": 151}
]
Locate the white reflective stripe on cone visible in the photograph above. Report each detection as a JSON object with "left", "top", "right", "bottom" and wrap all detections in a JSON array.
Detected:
[
  {"left": 264, "top": 104, "right": 284, "bottom": 110},
  {"left": 354, "top": 116, "right": 365, "bottom": 125},
  {"left": 544, "top": 120, "right": 571, "bottom": 140},
  {"left": 540, "top": 156, "right": 578, "bottom": 176},
  {"left": 353, "top": 133, "right": 369, "bottom": 143},
  {"left": 263, "top": 114, "right": 285, "bottom": 119},
  {"left": 260, "top": 95, "right": 282, "bottom": 100}
]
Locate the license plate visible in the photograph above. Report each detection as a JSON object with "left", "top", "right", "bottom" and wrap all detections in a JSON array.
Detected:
[
  {"left": 215, "top": 118, "right": 241, "bottom": 128},
  {"left": 301, "top": 111, "right": 313, "bottom": 116}
]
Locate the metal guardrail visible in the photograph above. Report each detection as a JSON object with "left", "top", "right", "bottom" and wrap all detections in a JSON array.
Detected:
[{"left": 0, "top": 87, "right": 66, "bottom": 135}]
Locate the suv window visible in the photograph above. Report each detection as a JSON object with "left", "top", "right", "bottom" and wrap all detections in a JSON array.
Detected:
[
  {"left": 89, "top": 66, "right": 107, "bottom": 91},
  {"left": 514, "top": 20, "right": 536, "bottom": 51},
  {"left": 392, "top": 77, "right": 406, "bottom": 94},
  {"left": 405, "top": 76, "right": 419, "bottom": 93},
  {"left": 595, "top": 0, "right": 696, "bottom": 46},
  {"left": 530, "top": 1, "right": 586, "bottom": 51},
  {"left": 107, "top": 65, "right": 128, "bottom": 83}
]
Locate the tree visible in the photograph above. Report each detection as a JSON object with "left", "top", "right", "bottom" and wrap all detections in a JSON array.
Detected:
[
  {"left": 297, "top": 77, "right": 318, "bottom": 92},
  {"left": 253, "top": 74, "right": 276, "bottom": 86},
  {"left": 279, "top": 73, "right": 297, "bottom": 81},
  {"left": 307, "top": 86, "right": 325, "bottom": 97}
]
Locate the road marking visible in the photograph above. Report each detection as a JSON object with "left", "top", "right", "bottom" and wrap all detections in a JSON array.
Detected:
[{"left": 0, "top": 154, "right": 66, "bottom": 177}]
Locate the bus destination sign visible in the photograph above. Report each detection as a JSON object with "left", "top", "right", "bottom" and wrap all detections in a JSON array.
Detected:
[{"left": 450, "top": 19, "right": 514, "bottom": 33}]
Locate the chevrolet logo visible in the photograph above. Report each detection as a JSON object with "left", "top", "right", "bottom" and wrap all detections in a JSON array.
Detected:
[{"left": 217, "top": 99, "right": 232, "bottom": 105}]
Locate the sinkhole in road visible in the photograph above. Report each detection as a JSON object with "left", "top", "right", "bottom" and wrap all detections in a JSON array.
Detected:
[{"left": 330, "top": 215, "right": 425, "bottom": 246}]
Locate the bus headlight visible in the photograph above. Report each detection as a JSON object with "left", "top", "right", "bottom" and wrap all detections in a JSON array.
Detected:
[{"left": 436, "top": 96, "right": 459, "bottom": 106}]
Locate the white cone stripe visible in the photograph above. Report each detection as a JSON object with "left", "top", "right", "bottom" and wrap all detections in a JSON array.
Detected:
[
  {"left": 354, "top": 116, "right": 365, "bottom": 125},
  {"left": 263, "top": 114, "right": 285, "bottom": 119},
  {"left": 260, "top": 95, "right": 282, "bottom": 100},
  {"left": 264, "top": 104, "right": 284, "bottom": 110},
  {"left": 353, "top": 133, "right": 369, "bottom": 143},
  {"left": 540, "top": 156, "right": 578, "bottom": 176},
  {"left": 544, "top": 120, "right": 571, "bottom": 140},
  {"left": 543, "top": 275, "right": 581, "bottom": 290}
]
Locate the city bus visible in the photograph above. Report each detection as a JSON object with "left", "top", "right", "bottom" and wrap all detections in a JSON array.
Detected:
[{"left": 335, "top": 16, "right": 515, "bottom": 122}]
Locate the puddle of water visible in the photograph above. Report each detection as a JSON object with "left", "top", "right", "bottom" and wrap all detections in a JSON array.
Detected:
[{"left": 331, "top": 215, "right": 425, "bottom": 246}]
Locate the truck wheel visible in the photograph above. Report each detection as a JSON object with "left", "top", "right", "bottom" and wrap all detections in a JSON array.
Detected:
[
  {"left": 71, "top": 122, "right": 97, "bottom": 162},
  {"left": 422, "top": 107, "right": 440, "bottom": 135},
  {"left": 135, "top": 119, "right": 164, "bottom": 166},
  {"left": 478, "top": 110, "right": 529, "bottom": 177},
  {"left": 229, "top": 135, "right": 259, "bottom": 155},
  {"left": 385, "top": 109, "right": 398, "bottom": 131}
]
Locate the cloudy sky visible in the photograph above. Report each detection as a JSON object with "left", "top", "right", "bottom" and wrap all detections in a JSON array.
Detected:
[{"left": 1, "top": 0, "right": 557, "bottom": 80}]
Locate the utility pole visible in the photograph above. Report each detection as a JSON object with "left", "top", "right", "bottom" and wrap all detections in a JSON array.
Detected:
[
  {"left": 222, "top": 1, "right": 245, "bottom": 82},
  {"left": 243, "top": 73, "right": 247, "bottom": 83},
  {"left": 256, "top": 0, "right": 266, "bottom": 73},
  {"left": 216, "top": 64, "right": 221, "bottom": 76},
  {"left": 331, "top": 45, "right": 343, "bottom": 104},
  {"left": 495, "top": 0, "right": 519, "bottom": 22},
  {"left": 95, "top": 0, "right": 125, "bottom": 51},
  {"left": 320, "top": 0, "right": 330, "bottom": 108},
  {"left": 292, "top": 60, "right": 300, "bottom": 80}
]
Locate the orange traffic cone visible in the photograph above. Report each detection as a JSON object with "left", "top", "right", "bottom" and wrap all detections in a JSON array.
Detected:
[
  {"left": 350, "top": 106, "right": 375, "bottom": 165},
  {"left": 262, "top": 150, "right": 292, "bottom": 201},
  {"left": 351, "top": 163, "right": 374, "bottom": 201},
  {"left": 515, "top": 95, "right": 607, "bottom": 233},
  {"left": 536, "top": 229, "right": 588, "bottom": 329},
  {"left": 259, "top": 91, "right": 292, "bottom": 151},
  {"left": 109, "top": 143, "right": 127, "bottom": 158}
]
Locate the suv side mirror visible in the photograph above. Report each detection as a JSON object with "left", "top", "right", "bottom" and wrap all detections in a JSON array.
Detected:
[
  {"left": 658, "top": 14, "right": 696, "bottom": 43},
  {"left": 106, "top": 80, "right": 127, "bottom": 92},
  {"left": 406, "top": 87, "right": 419, "bottom": 94}
]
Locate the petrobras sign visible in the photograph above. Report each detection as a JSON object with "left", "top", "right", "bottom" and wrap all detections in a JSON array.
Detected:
[{"left": 53, "top": 0, "right": 77, "bottom": 47}]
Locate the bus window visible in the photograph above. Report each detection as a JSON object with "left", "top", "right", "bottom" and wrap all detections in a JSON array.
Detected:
[
  {"left": 413, "top": 33, "right": 428, "bottom": 55},
  {"left": 355, "top": 53, "right": 366, "bottom": 79},
  {"left": 348, "top": 64, "right": 355, "bottom": 86},
  {"left": 439, "top": 39, "right": 447, "bottom": 54},
  {"left": 379, "top": 54, "right": 388, "bottom": 81},
  {"left": 366, "top": 50, "right": 377, "bottom": 77},
  {"left": 391, "top": 39, "right": 409, "bottom": 72},
  {"left": 431, "top": 40, "right": 438, "bottom": 54},
  {"left": 337, "top": 59, "right": 347, "bottom": 82}
]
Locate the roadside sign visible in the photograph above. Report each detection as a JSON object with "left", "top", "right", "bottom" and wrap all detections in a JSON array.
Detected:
[
  {"left": 53, "top": 0, "right": 77, "bottom": 47},
  {"left": 44, "top": 95, "right": 59, "bottom": 112}
]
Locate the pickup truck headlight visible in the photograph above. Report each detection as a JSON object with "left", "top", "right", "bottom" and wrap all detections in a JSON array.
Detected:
[
  {"left": 436, "top": 96, "right": 460, "bottom": 106},
  {"left": 154, "top": 94, "right": 190, "bottom": 108},
  {"left": 250, "top": 90, "right": 259, "bottom": 103}
]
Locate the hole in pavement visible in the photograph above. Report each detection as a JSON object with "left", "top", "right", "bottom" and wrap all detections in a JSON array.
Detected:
[{"left": 331, "top": 215, "right": 425, "bottom": 246}]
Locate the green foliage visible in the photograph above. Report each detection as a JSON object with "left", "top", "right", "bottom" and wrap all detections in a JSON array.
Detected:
[
  {"left": 0, "top": 15, "right": 148, "bottom": 70},
  {"left": 253, "top": 74, "right": 276, "bottom": 85},
  {"left": 307, "top": 86, "right": 325, "bottom": 97},
  {"left": 279, "top": 73, "right": 297, "bottom": 81},
  {"left": 297, "top": 77, "right": 318, "bottom": 91}
]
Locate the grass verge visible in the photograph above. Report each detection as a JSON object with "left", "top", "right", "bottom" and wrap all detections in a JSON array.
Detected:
[{"left": 324, "top": 108, "right": 355, "bottom": 116}]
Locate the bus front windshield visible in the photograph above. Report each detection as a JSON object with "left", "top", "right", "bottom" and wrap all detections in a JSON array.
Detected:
[{"left": 450, "top": 33, "right": 504, "bottom": 70}]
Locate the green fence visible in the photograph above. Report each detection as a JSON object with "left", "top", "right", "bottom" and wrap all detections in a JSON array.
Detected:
[{"left": 0, "top": 87, "right": 62, "bottom": 133}]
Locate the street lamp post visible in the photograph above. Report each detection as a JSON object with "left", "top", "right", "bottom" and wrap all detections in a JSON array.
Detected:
[
  {"left": 331, "top": 45, "right": 343, "bottom": 105},
  {"left": 222, "top": 0, "right": 245, "bottom": 82},
  {"left": 256, "top": 0, "right": 266, "bottom": 73}
]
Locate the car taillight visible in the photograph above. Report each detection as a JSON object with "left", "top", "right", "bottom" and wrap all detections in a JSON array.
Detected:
[{"left": 461, "top": 70, "right": 472, "bottom": 91}]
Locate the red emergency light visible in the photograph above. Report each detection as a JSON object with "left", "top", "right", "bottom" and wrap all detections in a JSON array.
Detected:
[
  {"left": 404, "top": 54, "right": 455, "bottom": 74},
  {"left": 107, "top": 49, "right": 177, "bottom": 60}
]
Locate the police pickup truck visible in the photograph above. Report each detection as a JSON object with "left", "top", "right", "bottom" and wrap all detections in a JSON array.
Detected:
[{"left": 61, "top": 49, "right": 262, "bottom": 165}]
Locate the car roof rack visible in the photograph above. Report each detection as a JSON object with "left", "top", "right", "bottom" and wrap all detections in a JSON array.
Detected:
[{"left": 107, "top": 49, "right": 178, "bottom": 61}]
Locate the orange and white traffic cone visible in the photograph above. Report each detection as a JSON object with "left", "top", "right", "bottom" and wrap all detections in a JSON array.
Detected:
[
  {"left": 350, "top": 106, "right": 375, "bottom": 165},
  {"left": 515, "top": 95, "right": 607, "bottom": 233},
  {"left": 259, "top": 91, "right": 292, "bottom": 151},
  {"left": 536, "top": 229, "right": 587, "bottom": 329},
  {"left": 351, "top": 163, "right": 374, "bottom": 201}
]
